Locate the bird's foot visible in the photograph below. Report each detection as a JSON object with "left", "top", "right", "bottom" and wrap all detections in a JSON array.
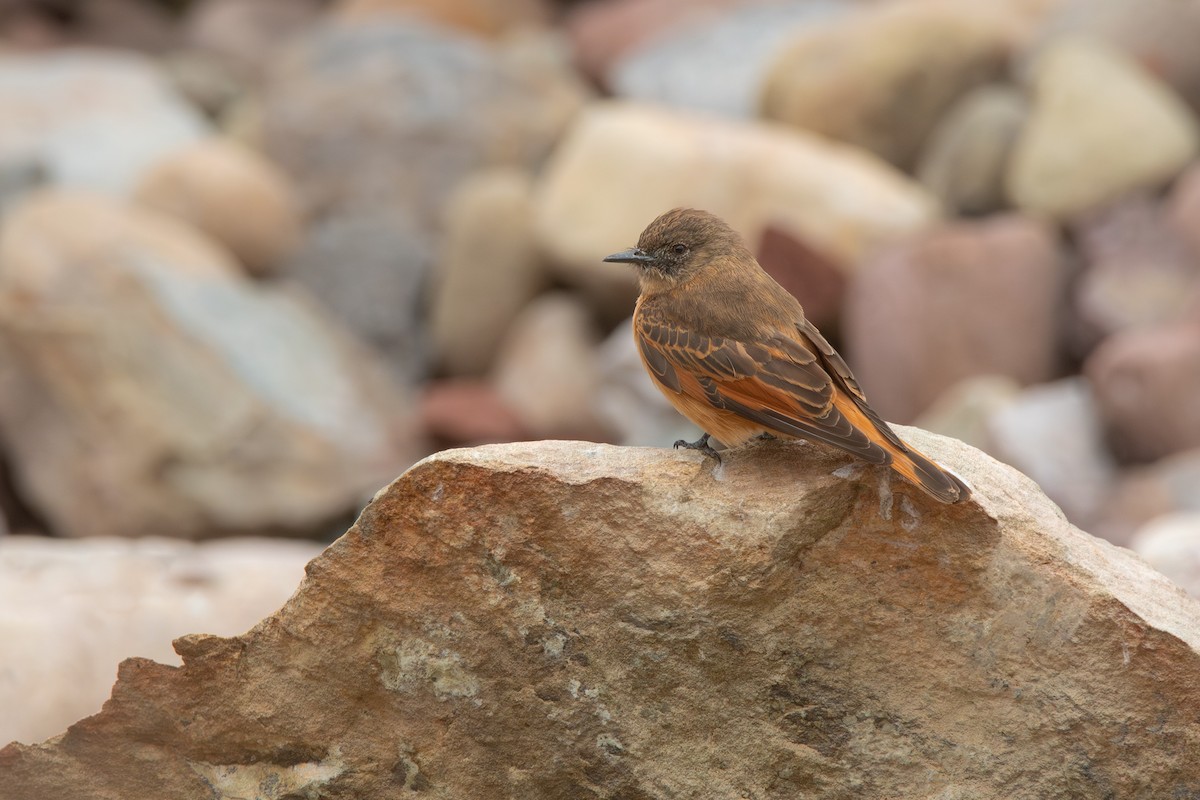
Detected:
[{"left": 674, "top": 432, "right": 721, "bottom": 463}]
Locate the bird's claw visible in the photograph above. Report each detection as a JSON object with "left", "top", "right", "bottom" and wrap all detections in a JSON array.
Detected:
[{"left": 674, "top": 432, "right": 722, "bottom": 463}]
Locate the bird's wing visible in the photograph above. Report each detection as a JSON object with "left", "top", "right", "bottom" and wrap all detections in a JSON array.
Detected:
[{"left": 635, "top": 309, "right": 892, "bottom": 464}]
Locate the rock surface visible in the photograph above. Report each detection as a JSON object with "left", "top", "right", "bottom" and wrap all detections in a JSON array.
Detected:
[
  {"left": 0, "top": 191, "right": 416, "bottom": 539},
  {"left": 1007, "top": 36, "right": 1200, "bottom": 219},
  {"left": 4, "top": 435, "right": 1200, "bottom": 798},
  {"left": 0, "top": 535, "right": 321, "bottom": 746}
]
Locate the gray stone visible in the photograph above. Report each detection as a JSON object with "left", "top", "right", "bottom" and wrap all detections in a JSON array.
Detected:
[
  {"left": 987, "top": 377, "right": 1119, "bottom": 527},
  {"left": 610, "top": 1, "right": 849, "bottom": 118},
  {"left": 916, "top": 84, "right": 1028, "bottom": 216},
  {"left": 263, "top": 20, "right": 586, "bottom": 380},
  {"left": 0, "top": 191, "right": 417, "bottom": 540},
  {"left": 0, "top": 50, "right": 208, "bottom": 195}
]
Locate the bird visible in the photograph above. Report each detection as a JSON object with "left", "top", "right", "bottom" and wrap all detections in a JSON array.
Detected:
[{"left": 603, "top": 208, "right": 970, "bottom": 505}]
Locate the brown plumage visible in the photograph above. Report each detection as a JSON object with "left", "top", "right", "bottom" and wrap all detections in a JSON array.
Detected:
[{"left": 603, "top": 208, "right": 970, "bottom": 504}]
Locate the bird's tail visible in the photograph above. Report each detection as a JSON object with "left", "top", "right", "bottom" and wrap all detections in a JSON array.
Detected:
[{"left": 883, "top": 440, "right": 970, "bottom": 504}]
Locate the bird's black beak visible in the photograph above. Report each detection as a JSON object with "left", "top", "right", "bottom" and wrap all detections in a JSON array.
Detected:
[{"left": 603, "top": 247, "right": 655, "bottom": 265}]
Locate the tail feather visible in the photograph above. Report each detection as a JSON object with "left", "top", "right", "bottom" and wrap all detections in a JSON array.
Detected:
[{"left": 885, "top": 442, "right": 970, "bottom": 504}]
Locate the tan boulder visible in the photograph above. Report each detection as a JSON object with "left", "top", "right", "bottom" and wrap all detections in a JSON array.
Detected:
[
  {"left": 0, "top": 191, "right": 416, "bottom": 539},
  {"left": 3, "top": 435, "right": 1200, "bottom": 797},
  {"left": 1007, "top": 36, "right": 1200, "bottom": 218},
  {"left": 534, "top": 101, "right": 939, "bottom": 319},
  {"left": 760, "top": 2, "right": 1015, "bottom": 169},
  {"left": 430, "top": 168, "right": 548, "bottom": 376},
  {"left": 134, "top": 138, "right": 302, "bottom": 277}
]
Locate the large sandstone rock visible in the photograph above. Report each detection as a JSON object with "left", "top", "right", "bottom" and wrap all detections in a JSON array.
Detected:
[
  {"left": 0, "top": 535, "right": 321, "bottom": 746},
  {"left": 0, "top": 50, "right": 208, "bottom": 196},
  {"left": 535, "top": 101, "right": 939, "bottom": 319},
  {"left": 760, "top": 2, "right": 1016, "bottom": 169},
  {"left": 0, "top": 191, "right": 416, "bottom": 540},
  {"left": 133, "top": 137, "right": 302, "bottom": 277},
  {"left": 1007, "top": 36, "right": 1200, "bottom": 219},
  {"left": 4, "top": 435, "right": 1200, "bottom": 798},
  {"left": 845, "top": 215, "right": 1067, "bottom": 423}
]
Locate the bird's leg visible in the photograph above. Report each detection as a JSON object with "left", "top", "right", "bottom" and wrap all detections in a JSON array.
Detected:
[{"left": 674, "top": 432, "right": 721, "bottom": 462}]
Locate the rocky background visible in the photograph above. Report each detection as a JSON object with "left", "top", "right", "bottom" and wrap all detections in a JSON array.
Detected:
[{"left": 2, "top": 0, "right": 1200, "bottom": 746}]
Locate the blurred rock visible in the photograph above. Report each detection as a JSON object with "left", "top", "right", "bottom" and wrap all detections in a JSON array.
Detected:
[
  {"left": 534, "top": 101, "right": 938, "bottom": 322},
  {"left": 419, "top": 379, "right": 528, "bottom": 447},
  {"left": 159, "top": 51, "right": 247, "bottom": 120},
  {"left": 286, "top": 212, "right": 433, "bottom": 385},
  {"left": 0, "top": 0, "right": 179, "bottom": 53},
  {"left": 913, "top": 374, "right": 1021, "bottom": 453},
  {"left": 761, "top": 2, "right": 1014, "bottom": 169},
  {"left": 1033, "top": 0, "right": 1200, "bottom": 110},
  {"left": 565, "top": 0, "right": 770, "bottom": 86},
  {"left": 1086, "top": 321, "right": 1200, "bottom": 463},
  {"left": 264, "top": 20, "right": 586, "bottom": 379},
  {"left": 431, "top": 169, "right": 548, "bottom": 377},
  {"left": 1166, "top": 163, "right": 1200, "bottom": 264},
  {"left": 987, "top": 377, "right": 1118, "bottom": 527},
  {"left": 609, "top": 1, "right": 849, "bottom": 118},
  {"left": 0, "top": 534, "right": 320, "bottom": 745},
  {"left": 1100, "top": 448, "right": 1200, "bottom": 545},
  {"left": 593, "top": 319, "right": 701, "bottom": 447},
  {"left": 846, "top": 215, "right": 1066, "bottom": 423},
  {"left": 1073, "top": 193, "right": 1200, "bottom": 348},
  {"left": 1007, "top": 36, "right": 1200, "bottom": 219},
  {"left": 335, "top": 0, "right": 551, "bottom": 37},
  {"left": 185, "top": 0, "right": 324, "bottom": 82},
  {"left": 1130, "top": 513, "right": 1200, "bottom": 597},
  {"left": 916, "top": 84, "right": 1028, "bottom": 216},
  {"left": 753, "top": 224, "right": 845, "bottom": 331},
  {"left": 0, "top": 49, "right": 208, "bottom": 195},
  {"left": 0, "top": 191, "right": 416, "bottom": 540},
  {"left": 134, "top": 138, "right": 302, "bottom": 278},
  {"left": 493, "top": 293, "right": 608, "bottom": 440}
]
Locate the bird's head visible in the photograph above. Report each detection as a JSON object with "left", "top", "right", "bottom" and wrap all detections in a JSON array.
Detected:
[{"left": 603, "top": 208, "right": 750, "bottom": 291}]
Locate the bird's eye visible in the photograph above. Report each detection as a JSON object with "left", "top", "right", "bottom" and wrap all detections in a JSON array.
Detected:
[{"left": 672, "top": 243, "right": 688, "bottom": 255}]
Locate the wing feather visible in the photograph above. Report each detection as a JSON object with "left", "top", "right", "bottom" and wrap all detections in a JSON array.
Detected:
[{"left": 635, "top": 307, "right": 891, "bottom": 463}]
